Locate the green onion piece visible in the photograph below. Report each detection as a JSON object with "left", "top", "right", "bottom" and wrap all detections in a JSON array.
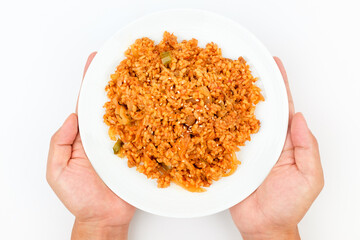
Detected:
[
  {"left": 113, "top": 139, "right": 123, "bottom": 154},
  {"left": 160, "top": 51, "right": 172, "bottom": 66}
]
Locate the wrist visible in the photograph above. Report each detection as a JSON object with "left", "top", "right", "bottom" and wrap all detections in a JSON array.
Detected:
[
  {"left": 241, "top": 226, "right": 300, "bottom": 240},
  {"left": 71, "top": 219, "right": 130, "bottom": 240}
]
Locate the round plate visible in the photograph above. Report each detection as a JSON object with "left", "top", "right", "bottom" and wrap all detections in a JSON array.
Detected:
[{"left": 78, "top": 9, "right": 288, "bottom": 218}]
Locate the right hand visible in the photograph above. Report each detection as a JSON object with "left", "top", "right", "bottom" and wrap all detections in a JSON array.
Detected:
[{"left": 230, "top": 57, "right": 324, "bottom": 240}]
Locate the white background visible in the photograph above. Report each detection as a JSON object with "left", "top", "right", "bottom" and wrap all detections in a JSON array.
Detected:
[{"left": 0, "top": 0, "right": 359, "bottom": 239}]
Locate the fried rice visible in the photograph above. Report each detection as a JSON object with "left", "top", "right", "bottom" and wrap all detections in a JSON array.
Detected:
[{"left": 103, "top": 32, "right": 264, "bottom": 192}]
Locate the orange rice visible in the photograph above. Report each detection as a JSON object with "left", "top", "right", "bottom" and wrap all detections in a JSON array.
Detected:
[{"left": 103, "top": 32, "right": 264, "bottom": 192}]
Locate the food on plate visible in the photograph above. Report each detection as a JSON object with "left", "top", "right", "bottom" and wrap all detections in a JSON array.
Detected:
[{"left": 103, "top": 32, "right": 264, "bottom": 192}]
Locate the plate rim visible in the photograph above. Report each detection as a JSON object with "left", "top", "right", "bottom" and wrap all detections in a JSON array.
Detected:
[{"left": 78, "top": 9, "right": 289, "bottom": 218}]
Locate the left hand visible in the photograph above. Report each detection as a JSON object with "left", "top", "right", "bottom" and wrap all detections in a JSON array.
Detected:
[{"left": 46, "top": 52, "right": 135, "bottom": 239}]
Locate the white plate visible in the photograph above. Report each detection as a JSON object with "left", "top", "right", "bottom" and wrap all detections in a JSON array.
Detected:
[{"left": 78, "top": 9, "right": 288, "bottom": 218}]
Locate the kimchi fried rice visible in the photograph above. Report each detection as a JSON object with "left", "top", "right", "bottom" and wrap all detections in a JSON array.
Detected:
[{"left": 103, "top": 32, "right": 264, "bottom": 192}]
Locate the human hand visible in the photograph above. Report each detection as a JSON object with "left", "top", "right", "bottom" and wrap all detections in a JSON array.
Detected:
[
  {"left": 230, "top": 57, "right": 324, "bottom": 240},
  {"left": 46, "top": 52, "right": 135, "bottom": 240}
]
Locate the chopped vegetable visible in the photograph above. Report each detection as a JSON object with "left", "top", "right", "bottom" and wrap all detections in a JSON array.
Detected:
[
  {"left": 204, "top": 96, "right": 212, "bottom": 105},
  {"left": 160, "top": 51, "right": 172, "bottom": 66},
  {"left": 113, "top": 139, "right": 124, "bottom": 154},
  {"left": 198, "top": 86, "right": 212, "bottom": 104},
  {"left": 217, "top": 110, "right": 227, "bottom": 118},
  {"left": 161, "top": 163, "right": 171, "bottom": 171},
  {"left": 115, "top": 105, "right": 131, "bottom": 125},
  {"left": 185, "top": 115, "right": 196, "bottom": 126},
  {"left": 186, "top": 98, "right": 197, "bottom": 104},
  {"left": 126, "top": 101, "right": 137, "bottom": 112}
]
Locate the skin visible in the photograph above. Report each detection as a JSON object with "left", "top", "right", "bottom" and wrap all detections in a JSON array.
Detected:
[
  {"left": 47, "top": 52, "right": 135, "bottom": 240},
  {"left": 230, "top": 57, "right": 324, "bottom": 239},
  {"left": 47, "top": 54, "right": 324, "bottom": 240}
]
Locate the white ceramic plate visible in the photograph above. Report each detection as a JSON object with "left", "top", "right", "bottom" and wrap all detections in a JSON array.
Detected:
[{"left": 78, "top": 9, "right": 288, "bottom": 218}]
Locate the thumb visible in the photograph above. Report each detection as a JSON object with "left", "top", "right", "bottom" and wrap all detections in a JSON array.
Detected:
[
  {"left": 291, "top": 113, "right": 322, "bottom": 179},
  {"left": 47, "top": 113, "right": 78, "bottom": 183}
]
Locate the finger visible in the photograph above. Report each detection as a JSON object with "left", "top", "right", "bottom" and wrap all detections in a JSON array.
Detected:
[
  {"left": 47, "top": 113, "right": 79, "bottom": 183},
  {"left": 82, "top": 52, "right": 97, "bottom": 79},
  {"left": 274, "top": 57, "right": 295, "bottom": 122},
  {"left": 76, "top": 52, "right": 97, "bottom": 113},
  {"left": 276, "top": 132, "right": 295, "bottom": 166},
  {"left": 291, "top": 113, "right": 323, "bottom": 181}
]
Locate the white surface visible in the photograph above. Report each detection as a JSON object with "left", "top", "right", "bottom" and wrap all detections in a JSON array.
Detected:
[
  {"left": 0, "top": 0, "right": 359, "bottom": 239},
  {"left": 78, "top": 9, "right": 288, "bottom": 218}
]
